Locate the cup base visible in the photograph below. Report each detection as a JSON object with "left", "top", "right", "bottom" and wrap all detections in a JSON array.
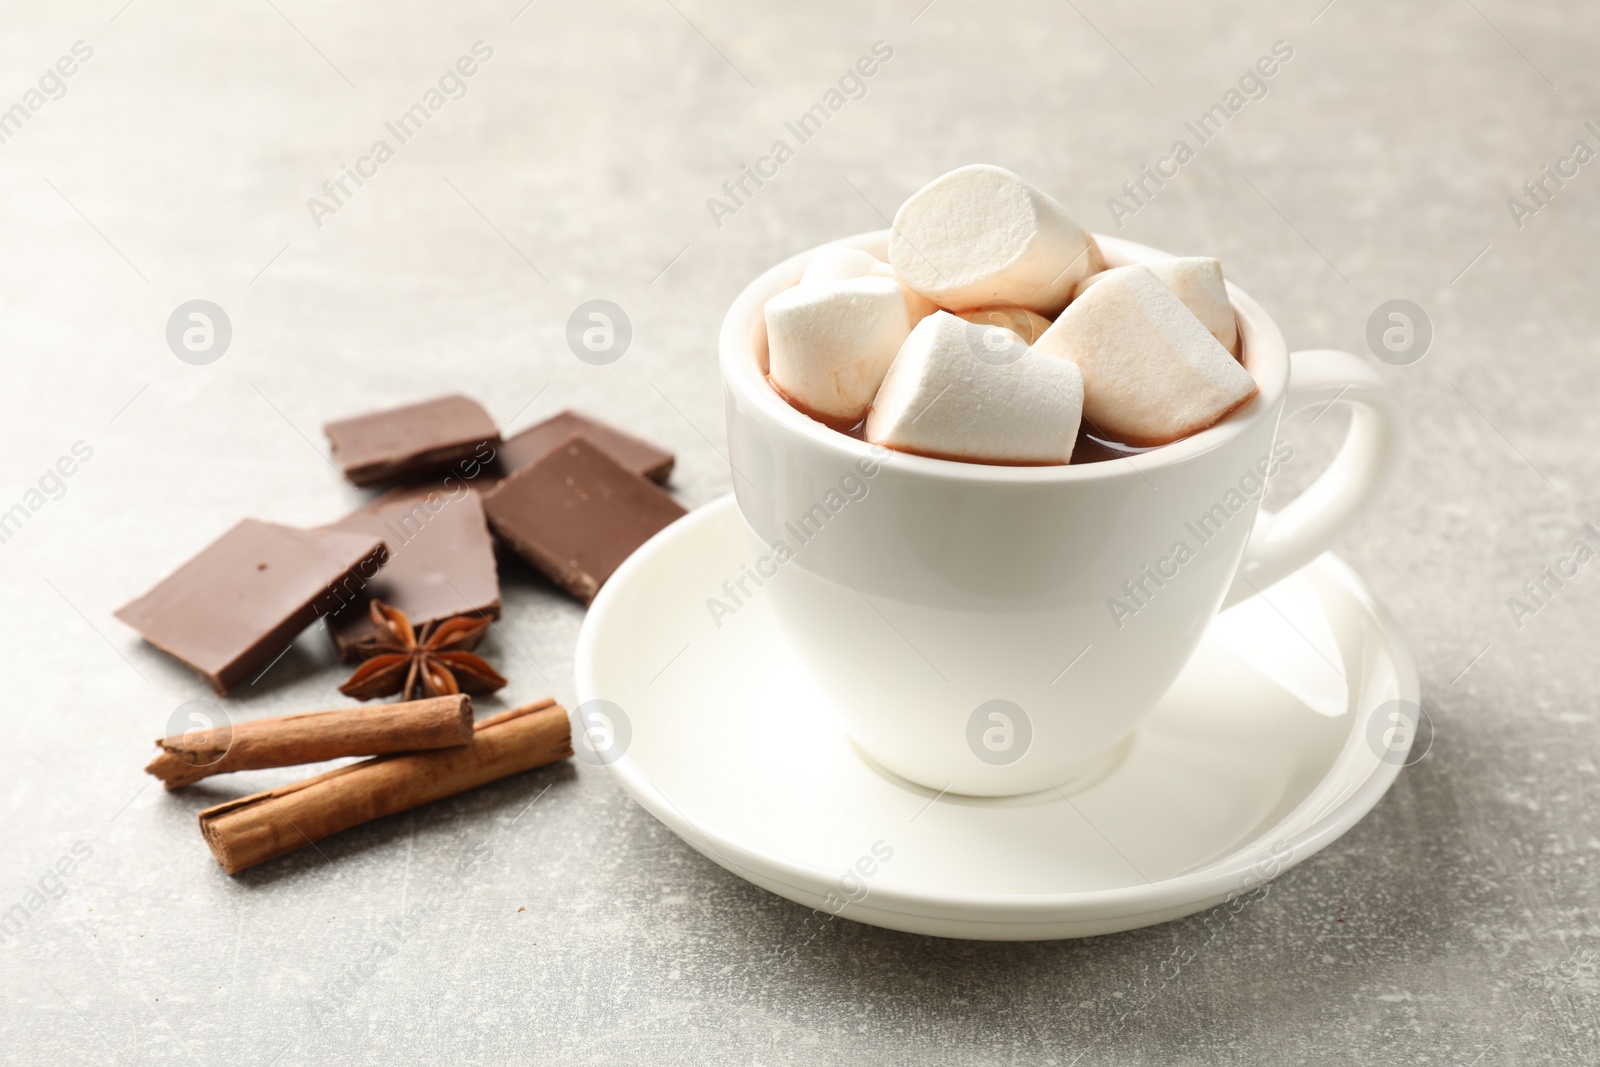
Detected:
[{"left": 846, "top": 731, "right": 1136, "bottom": 802}]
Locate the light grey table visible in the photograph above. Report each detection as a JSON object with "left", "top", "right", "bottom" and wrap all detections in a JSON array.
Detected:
[{"left": 2, "top": 2, "right": 1595, "bottom": 1063}]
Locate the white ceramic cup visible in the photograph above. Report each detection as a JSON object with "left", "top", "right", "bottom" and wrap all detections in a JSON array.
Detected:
[{"left": 719, "top": 231, "right": 1401, "bottom": 797}]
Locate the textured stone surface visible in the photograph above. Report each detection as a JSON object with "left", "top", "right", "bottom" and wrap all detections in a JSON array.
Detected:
[{"left": 2, "top": 2, "right": 1597, "bottom": 1063}]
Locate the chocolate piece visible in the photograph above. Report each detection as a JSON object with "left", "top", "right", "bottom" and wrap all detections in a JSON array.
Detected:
[
  {"left": 324, "top": 394, "right": 501, "bottom": 488},
  {"left": 114, "top": 519, "right": 388, "bottom": 695},
  {"left": 320, "top": 486, "right": 501, "bottom": 662},
  {"left": 495, "top": 410, "right": 673, "bottom": 484},
  {"left": 481, "top": 436, "right": 687, "bottom": 603}
]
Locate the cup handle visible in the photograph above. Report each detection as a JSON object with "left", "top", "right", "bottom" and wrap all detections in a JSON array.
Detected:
[{"left": 1221, "top": 348, "right": 1402, "bottom": 609}]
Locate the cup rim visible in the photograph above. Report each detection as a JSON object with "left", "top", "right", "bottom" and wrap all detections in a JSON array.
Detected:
[{"left": 719, "top": 230, "right": 1289, "bottom": 483}]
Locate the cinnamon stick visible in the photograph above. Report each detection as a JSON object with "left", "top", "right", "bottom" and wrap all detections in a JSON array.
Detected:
[
  {"left": 197, "top": 699, "right": 571, "bottom": 874},
  {"left": 147, "top": 695, "right": 474, "bottom": 789}
]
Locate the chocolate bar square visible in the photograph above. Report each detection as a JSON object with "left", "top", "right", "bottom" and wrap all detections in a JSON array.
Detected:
[
  {"left": 495, "top": 410, "right": 673, "bottom": 484},
  {"left": 320, "top": 485, "right": 501, "bottom": 662},
  {"left": 481, "top": 436, "right": 686, "bottom": 603},
  {"left": 324, "top": 394, "right": 501, "bottom": 488},
  {"left": 114, "top": 519, "right": 388, "bottom": 694}
]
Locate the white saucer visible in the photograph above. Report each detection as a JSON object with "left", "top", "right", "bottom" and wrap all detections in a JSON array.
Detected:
[{"left": 575, "top": 495, "right": 1419, "bottom": 940}]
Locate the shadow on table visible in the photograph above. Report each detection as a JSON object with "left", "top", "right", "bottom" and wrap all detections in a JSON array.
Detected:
[{"left": 663, "top": 765, "right": 1472, "bottom": 1057}]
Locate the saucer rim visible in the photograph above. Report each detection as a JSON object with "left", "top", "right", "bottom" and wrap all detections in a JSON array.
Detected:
[{"left": 576, "top": 494, "right": 1419, "bottom": 925}]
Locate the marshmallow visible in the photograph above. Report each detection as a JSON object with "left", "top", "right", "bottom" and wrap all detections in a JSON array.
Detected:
[
  {"left": 888, "top": 165, "right": 1103, "bottom": 316},
  {"left": 1033, "top": 265, "right": 1256, "bottom": 446},
  {"left": 958, "top": 306, "right": 1053, "bottom": 345},
  {"left": 865, "top": 311, "right": 1083, "bottom": 464},
  {"left": 802, "top": 243, "right": 939, "bottom": 325},
  {"left": 1072, "top": 257, "right": 1238, "bottom": 355},
  {"left": 800, "top": 244, "right": 888, "bottom": 286},
  {"left": 765, "top": 276, "right": 912, "bottom": 425}
]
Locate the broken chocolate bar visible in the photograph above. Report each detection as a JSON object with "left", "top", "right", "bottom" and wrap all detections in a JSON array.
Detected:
[
  {"left": 494, "top": 410, "right": 673, "bottom": 484},
  {"left": 320, "top": 486, "right": 501, "bottom": 662},
  {"left": 114, "top": 519, "right": 388, "bottom": 694},
  {"left": 481, "top": 436, "right": 686, "bottom": 603},
  {"left": 324, "top": 394, "right": 501, "bottom": 488}
]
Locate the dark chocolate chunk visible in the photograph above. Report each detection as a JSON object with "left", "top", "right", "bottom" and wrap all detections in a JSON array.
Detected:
[
  {"left": 481, "top": 436, "right": 687, "bottom": 603},
  {"left": 114, "top": 519, "right": 388, "bottom": 694},
  {"left": 320, "top": 485, "right": 501, "bottom": 662},
  {"left": 324, "top": 394, "right": 501, "bottom": 488},
  {"left": 494, "top": 410, "right": 673, "bottom": 484}
]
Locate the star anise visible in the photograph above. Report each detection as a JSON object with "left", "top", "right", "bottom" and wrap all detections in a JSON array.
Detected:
[{"left": 338, "top": 600, "right": 508, "bottom": 702}]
